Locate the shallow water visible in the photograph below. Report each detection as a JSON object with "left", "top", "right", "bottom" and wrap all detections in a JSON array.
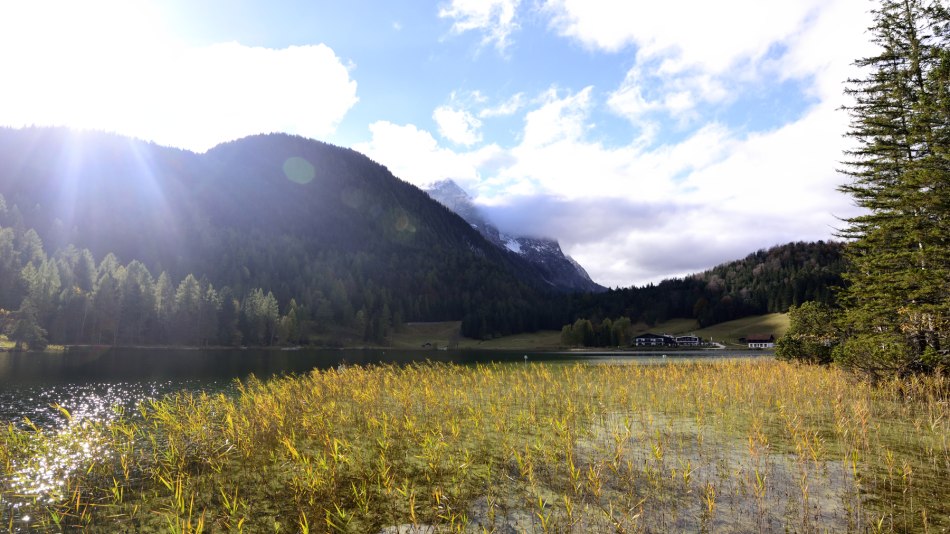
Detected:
[
  {"left": 0, "top": 347, "right": 762, "bottom": 428},
  {"left": 0, "top": 348, "right": 770, "bottom": 532}
]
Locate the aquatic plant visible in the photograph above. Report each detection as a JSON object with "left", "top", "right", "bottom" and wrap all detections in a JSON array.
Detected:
[{"left": 0, "top": 359, "right": 947, "bottom": 532}]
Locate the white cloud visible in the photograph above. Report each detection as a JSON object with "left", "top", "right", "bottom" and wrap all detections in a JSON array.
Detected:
[
  {"left": 607, "top": 69, "right": 657, "bottom": 119},
  {"left": 521, "top": 87, "right": 593, "bottom": 148},
  {"left": 354, "top": 121, "right": 500, "bottom": 188},
  {"left": 545, "top": 0, "right": 865, "bottom": 122},
  {"left": 478, "top": 92, "right": 526, "bottom": 117},
  {"left": 433, "top": 105, "right": 483, "bottom": 146},
  {"left": 543, "top": 0, "right": 826, "bottom": 72},
  {"left": 0, "top": 0, "right": 358, "bottom": 152},
  {"left": 357, "top": 65, "right": 864, "bottom": 287},
  {"left": 480, "top": 95, "right": 858, "bottom": 287},
  {"left": 439, "top": 0, "right": 521, "bottom": 51}
]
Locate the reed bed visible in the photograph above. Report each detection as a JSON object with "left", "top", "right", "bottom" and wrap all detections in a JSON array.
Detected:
[{"left": 1, "top": 358, "right": 948, "bottom": 532}]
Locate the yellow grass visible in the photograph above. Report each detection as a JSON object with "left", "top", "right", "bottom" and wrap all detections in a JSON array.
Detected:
[{"left": 2, "top": 358, "right": 947, "bottom": 532}]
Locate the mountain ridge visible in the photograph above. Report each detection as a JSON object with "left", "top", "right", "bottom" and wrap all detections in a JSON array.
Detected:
[
  {"left": 0, "top": 127, "right": 566, "bottom": 344},
  {"left": 425, "top": 179, "right": 604, "bottom": 293}
]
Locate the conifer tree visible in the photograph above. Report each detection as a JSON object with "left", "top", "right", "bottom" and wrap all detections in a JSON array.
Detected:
[
  {"left": 837, "top": 0, "right": 950, "bottom": 376},
  {"left": 7, "top": 299, "right": 48, "bottom": 351}
]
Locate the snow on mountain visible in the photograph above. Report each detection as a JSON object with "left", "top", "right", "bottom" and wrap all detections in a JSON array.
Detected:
[
  {"left": 504, "top": 238, "right": 522, "bottom": 254},
  {"left": 426, "top": 180, "right": 605, "bottom": 293}
]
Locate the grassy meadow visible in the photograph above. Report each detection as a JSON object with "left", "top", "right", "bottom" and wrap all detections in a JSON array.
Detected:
[
  {"left": 1, "top": 358, "right": 947, "bottom": 533},
  {"left": 390, "top": 314, "right": 790, "bottom": 351},
  {"left": 389, "top": 322, "right": 564, "bottom": 350},
  {"left": 692, "top": 314, "right": 791, "bottom": 347}
]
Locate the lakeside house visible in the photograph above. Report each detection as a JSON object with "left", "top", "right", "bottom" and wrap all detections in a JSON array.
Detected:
[
  {"left": 675, "top": 335, "right": 701, "bottom": 346},
  {"left": 634, "top": 333, "right": 676, "bottom": 346},
  {"left": 634, "top": 333, "right": 707, "bottom": 347},
  {"left": 742, "top": 334, "right": 775, "bottom": 349}
]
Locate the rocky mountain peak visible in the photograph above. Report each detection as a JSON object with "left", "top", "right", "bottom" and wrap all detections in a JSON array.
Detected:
[{"left": 425, "top": 180, "right": 604, "bottom": 293}]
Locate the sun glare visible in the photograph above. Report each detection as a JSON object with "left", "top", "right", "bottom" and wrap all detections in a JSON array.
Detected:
[
  {"left": 0, "top": 1, "right": 168, "bottom": 133},
  {"left": 0, "top": 0, "right": 359, "bottom": 153}
]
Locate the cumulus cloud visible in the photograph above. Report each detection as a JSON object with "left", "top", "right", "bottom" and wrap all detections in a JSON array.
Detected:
[
  {"left": 543, "top": 0, "right": 851, "bottom": 122},
  {"left": 521, "top": 87, "right": 593, "bottom": 148},
  {"left": 482, "top": 85, "right": 859, "bottom": 285},
  {"left": 543, "top": 0, "right": 826, "bottom": 70},
  {"left": 358, "top": 66, "right": 865, "bottom": 288},
  {"left": 0, "top": 0, "right": 358, "bottom": 152},
  {"left": 353, "top": 121, "right": 503, "bottom": 188},
  {"left": 479, "top": 92, "right": 526, "bottom": 117},
  {"left": 433, "top": 105, "right": 483, "bottom": 146},
  {"left": 439, "top": 0, "right": 522, "bottom": 51}
]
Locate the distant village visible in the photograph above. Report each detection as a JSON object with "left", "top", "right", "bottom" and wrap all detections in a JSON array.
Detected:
[{"left": 634, "top": 333, "right": 776, "bottom": 349}]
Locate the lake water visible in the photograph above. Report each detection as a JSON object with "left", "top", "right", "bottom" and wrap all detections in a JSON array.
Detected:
[{"left": 0, "top": 347, "right": 766, "bottom": 428}]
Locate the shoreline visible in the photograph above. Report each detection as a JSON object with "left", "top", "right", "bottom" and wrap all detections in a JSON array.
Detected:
[{"left": 4, "top": 343, "right": 775, "bottom": 357}]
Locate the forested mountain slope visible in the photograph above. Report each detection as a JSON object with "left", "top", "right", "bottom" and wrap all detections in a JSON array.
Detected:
[
  {"left": 0, "top": 127, "right": 560, "bottom": 345},
  {"left": 565, "top": 241, "right": 846, "bottom": 329}
]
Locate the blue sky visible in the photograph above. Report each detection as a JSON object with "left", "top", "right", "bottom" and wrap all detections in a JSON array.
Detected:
[{"left": 0, "top": 0, "right": 877, "bottom": 287}]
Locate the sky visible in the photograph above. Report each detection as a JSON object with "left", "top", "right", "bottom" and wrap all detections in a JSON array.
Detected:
[{"left": 0, "top": 0, "right": 878, "bottom": 288}]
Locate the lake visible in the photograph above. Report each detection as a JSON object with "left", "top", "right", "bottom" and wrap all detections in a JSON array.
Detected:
[
  {"left": 7, "top": 348, "right": 940, "bottom": 533},
  {"left": 0, "top": 347, "right": 766, "bottom": 428}
]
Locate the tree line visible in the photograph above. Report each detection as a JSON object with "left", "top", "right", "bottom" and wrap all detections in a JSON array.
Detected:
[
  {"left": 546, "top": 241, "right": 845, "bottom": 347},
  {"left": 0, "top": 219, "right": 298, "bottom": 350}
]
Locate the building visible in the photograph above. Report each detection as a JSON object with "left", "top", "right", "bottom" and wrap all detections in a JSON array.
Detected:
[
  {"left": 634, "top": 333, "right": 676, "bottom": 346},
  {"left": 744, "top": 334, "right": 775, "bottom": 349},
  {"left": 675, "top": 335, "right": 701, "bottom": 346}
]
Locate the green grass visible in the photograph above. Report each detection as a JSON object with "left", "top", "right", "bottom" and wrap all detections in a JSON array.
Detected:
[
  {"left": 694, "top": 313, "right": 790, "bottom": 347},
  {"left": 389, "top": 321, "right": 465, "bottom": 349},
  {"left": 2, "top": 359, "right": 947, "bottom": 532},
  {"left": 390, "top": 322, "right": 563, "bottom": 350},
  {"left": 391, "top": 314, "right": 789, "bottom": 351},
  {"left": 627, "top": 314, "right": 789, "bottom": 347},
  {"left": 631, "top": 318, "right": 701, "bottom": 336},
  {"left": 457, "top": 330, "right": 562, "bottom": 350}
]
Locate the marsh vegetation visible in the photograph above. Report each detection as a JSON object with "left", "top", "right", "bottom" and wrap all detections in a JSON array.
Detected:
[{"left": 1, "top": 358, "right": 947, "bottom": 532}]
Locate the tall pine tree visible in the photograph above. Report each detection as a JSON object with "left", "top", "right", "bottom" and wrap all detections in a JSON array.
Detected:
[{"left": 837, "top": 0, "right": 950, "bottom": 376}]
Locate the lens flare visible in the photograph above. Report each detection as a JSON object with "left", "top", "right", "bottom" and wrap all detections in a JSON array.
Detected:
[{"left": 283, "top": 156, "right": 315, "bottom": 184}]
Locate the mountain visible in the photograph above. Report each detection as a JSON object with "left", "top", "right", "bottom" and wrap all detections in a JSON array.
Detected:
[
  {"left": 0, "top": 127, "right": 569, "bottom": 345},
  {"left": 425, "top": 180, "right": 604, "bottom": 293},
  {"left": 0, "top": 128, "right": 847, "bottom": 348},
  {"left": 566, "top": 241, "right": 846, "bottom": 328}
]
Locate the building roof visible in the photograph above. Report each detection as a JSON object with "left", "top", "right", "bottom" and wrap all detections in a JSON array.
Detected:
[{"left": 635, "top": 333, "right": 667, "bottom": 339}]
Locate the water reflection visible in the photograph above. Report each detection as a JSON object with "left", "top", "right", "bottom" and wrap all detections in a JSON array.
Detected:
[{"left": 0, "top": 381, "right": 230, "bottom": 429}]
